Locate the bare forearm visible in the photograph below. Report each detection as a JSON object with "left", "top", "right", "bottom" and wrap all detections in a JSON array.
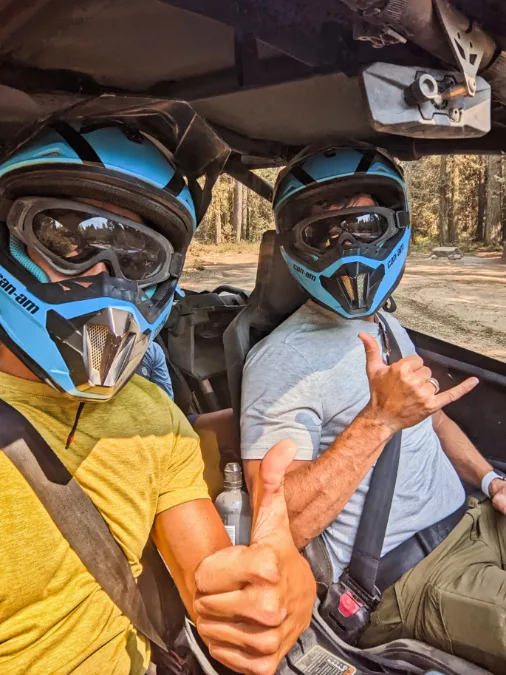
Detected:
[
  {"left": 284, "top": 414, "right": 392, "bottom": 549},
  {"left": 434, "top": 411, "right": 492, "bottom": 488},
  {"left": 152, "top": 501, "right": 231, "bottom": 623}
]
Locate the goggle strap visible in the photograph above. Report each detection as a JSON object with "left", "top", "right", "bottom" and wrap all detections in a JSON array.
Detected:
[
  {"left": 169, "top": 252, "right": 184, "bottom": 279},
  {"left": 396, "top": 211, "right": 409, "bottom": 229},
  {"left": 277, "top": 230, "right": 293, "bottom": 248},
  {"left": 0, "top": 198, "right": 13, "bottom": 223}
]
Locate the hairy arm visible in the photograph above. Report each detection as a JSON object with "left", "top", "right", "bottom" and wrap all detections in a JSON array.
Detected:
[
  {"left": 433, "top": 410, "right": 492, "bottom": 488},
  {"left": 434, "top": 409, "right": 506, "bottom": 517},
  {"left": 243, "top": 333, "right": 478, "bottom": 551},
  {"left": 245, "top": 414, "right": 391, "bottom": 549}
]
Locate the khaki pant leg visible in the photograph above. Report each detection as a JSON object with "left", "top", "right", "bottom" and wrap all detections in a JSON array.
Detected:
[
  {"left": 358, "top": 583, "right": 404, "bottom": 648},
  {"left": 361, "top": 500, "right": 506, "bottom": 674}
]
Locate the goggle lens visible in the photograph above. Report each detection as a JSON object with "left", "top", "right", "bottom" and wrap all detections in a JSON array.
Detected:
[
  {"left": 33, "top": 209, "right": 165, "bottom": 281},
  {"left": 302, "top": 212, "right": 388, "bottom": 251}
]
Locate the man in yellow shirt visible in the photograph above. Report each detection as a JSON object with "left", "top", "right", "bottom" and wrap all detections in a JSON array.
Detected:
[{"left": 0, "top": 114, "right": 315, "bottom": 674}]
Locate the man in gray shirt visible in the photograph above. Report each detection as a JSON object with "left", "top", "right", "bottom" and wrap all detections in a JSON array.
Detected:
[
  {"left": 242, "top": 300, "right": 466, "bottom": 580},
  {"left": 241, "top": 147, "right": 506, "bottom": 673}
]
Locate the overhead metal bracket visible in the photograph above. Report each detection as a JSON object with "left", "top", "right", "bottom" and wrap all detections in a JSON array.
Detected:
[
  {"left": 234, "top": 31, "right": 260, "bottom": 87},
  {"left": 352, "top": 18, "right": 406, "bottom": 49},
  {"left": 225, "top": 156, "right": 274, "bottom": 201},
  {"left": 433, "top": 0, "right": 489, "bottom": 97},
  {"left": 362, "top": 62, "right": 491, "bottom": 138}
]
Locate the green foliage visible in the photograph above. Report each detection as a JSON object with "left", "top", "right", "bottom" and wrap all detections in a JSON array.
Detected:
[
  {"left": 196, "top": 169, "right": 280, "bottom": 244},
  {"left": 401, "top": 155, "right": 490, "bottom": 246}
]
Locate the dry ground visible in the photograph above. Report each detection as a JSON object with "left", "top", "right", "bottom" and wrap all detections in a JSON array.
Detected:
[{"left": 181, "top": 249, "right": 506, "bottom": 362}]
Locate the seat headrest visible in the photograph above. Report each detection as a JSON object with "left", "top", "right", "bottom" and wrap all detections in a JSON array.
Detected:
[
  {"left": 223, "top": 231, "right": 308, "bottom": 421},
  {"left": 248, "top": 230, "right": 308, "bottom": 331}
]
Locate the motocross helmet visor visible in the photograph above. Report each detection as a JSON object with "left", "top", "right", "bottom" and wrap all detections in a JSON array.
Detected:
[
  {"left": 299, "top": 207, "right": 395, "bottom": 250},
  {"left": 278, "top": 184, "right": 406, "bottom": 262},
  {"left": 6, "top": 197, "right": 182, "bottom": 286},
  {"left": 273, "top": 147, "right": 409, "bottom": 319}
]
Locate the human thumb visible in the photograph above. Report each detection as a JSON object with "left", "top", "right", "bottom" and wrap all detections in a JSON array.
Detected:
[
  {"left": 250, "top": 439, "right": 297, "bottom": 546},
  {"left": 358, "top": 332, "right": 385, "bottom": 377},
  {"left": 492, "top": 490, "right": 506, "bottom": 517}
]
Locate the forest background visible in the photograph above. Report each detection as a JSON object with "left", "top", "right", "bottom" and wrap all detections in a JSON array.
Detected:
[{"left": 193, "top": 156, "right": 506, "bottom": 256}]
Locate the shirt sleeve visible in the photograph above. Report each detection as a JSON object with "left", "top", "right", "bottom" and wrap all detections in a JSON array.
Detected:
[
  {"left": 150, "top": 343, "right": 174, "bottom": 399},
  {"left": 157, "top": 403, "right": 210, "bottom": 514},
  {"left": 136, "top": 343, "right": 154, "bottom": 379},
  {"left": 241, "top": 341, "right": 323, "bottom": 461}
]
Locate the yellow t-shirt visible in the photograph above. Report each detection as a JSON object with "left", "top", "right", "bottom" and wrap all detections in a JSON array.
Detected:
[{"left": 0, "top": 372, "right": 210, "bottom": 675}]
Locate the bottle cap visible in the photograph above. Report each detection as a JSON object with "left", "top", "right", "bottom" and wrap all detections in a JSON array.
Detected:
[{"left": 224, "top": 462, "right": 243, "bottom": 489}]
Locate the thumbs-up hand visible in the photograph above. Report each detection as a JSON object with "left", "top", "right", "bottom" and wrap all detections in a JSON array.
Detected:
[
  {"left": 359, "top": 332, "right": 479, "bottom": 435},
  {"left": 194, "top": 440, "right": 315, "bottom": 675}
]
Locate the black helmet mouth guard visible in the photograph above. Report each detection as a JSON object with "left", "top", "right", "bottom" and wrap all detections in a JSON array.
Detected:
[{"left": 0, "top": 97, "right": 231, "bottom": 226}]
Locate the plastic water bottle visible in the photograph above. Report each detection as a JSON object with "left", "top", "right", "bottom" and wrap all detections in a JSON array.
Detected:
[{"left": 215, "top": 463, "right": 252, "bottom": 545}]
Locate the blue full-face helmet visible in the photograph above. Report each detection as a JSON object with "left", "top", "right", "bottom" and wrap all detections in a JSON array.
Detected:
[
  {"left": 0, "top": 121, "right": 198, "bottom": 401},
  {"left": 273, "top": 147, "right": 410, "bottom": 319}
]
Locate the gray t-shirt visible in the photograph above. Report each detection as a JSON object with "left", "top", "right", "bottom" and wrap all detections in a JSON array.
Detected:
[{"left": 241, "top": 300, "right": 465, "bottom": 581}]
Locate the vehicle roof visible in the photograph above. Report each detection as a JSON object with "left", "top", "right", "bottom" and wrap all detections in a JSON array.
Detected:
[{"left": 1, "top": 0, "right": 505, "bottom": 163}]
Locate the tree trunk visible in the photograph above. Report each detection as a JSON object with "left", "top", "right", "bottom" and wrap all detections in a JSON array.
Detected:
[
  {"left": 439, "top": 156, "right": 449, "bottom": 245},
  {"left": 214, "top": 202, "right": 222, "bottom": 246},
  {"left": 447, "top": 156, "right": 456, "bottom": 244},
  {"left": 475, "top": 157, "right": 486, "bottom": 242},
  {"left": 242, "top": 188, "right": 249, "bottom": 241},
  {"left": 233, "top": 180, "right": 243, "bottom": 243},
  {"left": 245, "top": 203, "right": 251, "bottom": 241},
  {"left": 502, "top": 157, "right": 506, "bottom": 261},
  {"left": 484, "top": 155, "right": 502, "bottom": 244}
]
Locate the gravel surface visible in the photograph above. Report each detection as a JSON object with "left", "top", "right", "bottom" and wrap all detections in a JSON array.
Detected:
[{"left": 182, "top": 252, "right": 506, "bottom": 362}]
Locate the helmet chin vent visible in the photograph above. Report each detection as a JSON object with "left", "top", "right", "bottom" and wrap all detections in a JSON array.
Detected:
[
  {"left": 356, "top": 272, "right": 366, "bottom": 302},
  {"left": 84, "top": 320, "right": 138, "bottom": 388},
  {"left": 340, "top": 272, "right": 367, "bottom": 306},
  {"left": 74, "top": 307, "right": 149, "bottom": 395},
  {"left": 321, "top": 262, "right": 385, "bottom": 316},
  {"left": 87, "top": 323, "right": 110, "bottom": 373},
  {"left": 341, "top": 274, "right": 354, "bottom": 302}
]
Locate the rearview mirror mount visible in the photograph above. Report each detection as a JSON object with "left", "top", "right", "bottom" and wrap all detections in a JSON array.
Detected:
[{"left": 362, "top": 62, "right": 491, "bottom": 138}]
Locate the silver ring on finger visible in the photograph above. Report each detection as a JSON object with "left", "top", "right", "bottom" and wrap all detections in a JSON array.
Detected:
[{"left": 427, "top": 377, "right": 440, "bottom": 394}]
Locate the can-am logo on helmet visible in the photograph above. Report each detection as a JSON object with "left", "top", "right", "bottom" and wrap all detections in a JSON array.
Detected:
[
  {"left": 387, "top": 242, "right": 405, "bottom": 270},
  {"left": 293, "top": 263, "right": 316, "bottom": 281},
  {"left": 0, "top": 272, "right": 40, "bottom": 315}
]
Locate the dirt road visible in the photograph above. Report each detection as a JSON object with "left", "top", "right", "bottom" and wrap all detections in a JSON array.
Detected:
[{"left": 181, "top": 251, "right": 506, "bottom": 362}]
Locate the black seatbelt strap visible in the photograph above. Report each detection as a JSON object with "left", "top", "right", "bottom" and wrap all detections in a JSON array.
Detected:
[
  {"left": 0, "top": 399, "right": 168, "bottom": 652},
  {"left": 320, "top": 314, "right": 403, "bottom": 644},
  {"left": 347, "top": 314, "right": 403, "bottom": 596}
]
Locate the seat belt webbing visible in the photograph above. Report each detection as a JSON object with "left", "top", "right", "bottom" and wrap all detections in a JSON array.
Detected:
[{"left": 347, "top": 315, "right": 403, "bottom": 596}]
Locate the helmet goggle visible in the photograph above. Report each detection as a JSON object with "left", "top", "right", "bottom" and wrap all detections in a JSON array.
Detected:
[
  {"left": 277, "top": 183, "right": 407, "bottom": 261},
  {"left": 6, "top": 197, "right": 183, "bottom": 287},
  {"left": 298, "top": 206, "right": 397, "bottom": 251}
]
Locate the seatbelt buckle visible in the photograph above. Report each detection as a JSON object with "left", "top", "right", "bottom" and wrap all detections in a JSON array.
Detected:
[{"left": 320, "top": 568, "right": 381, "bottom": 646}]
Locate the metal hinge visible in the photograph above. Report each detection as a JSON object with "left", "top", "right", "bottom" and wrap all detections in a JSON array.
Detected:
[{"left": 433, "top": 0, "right": 489, "bottom": 97}]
